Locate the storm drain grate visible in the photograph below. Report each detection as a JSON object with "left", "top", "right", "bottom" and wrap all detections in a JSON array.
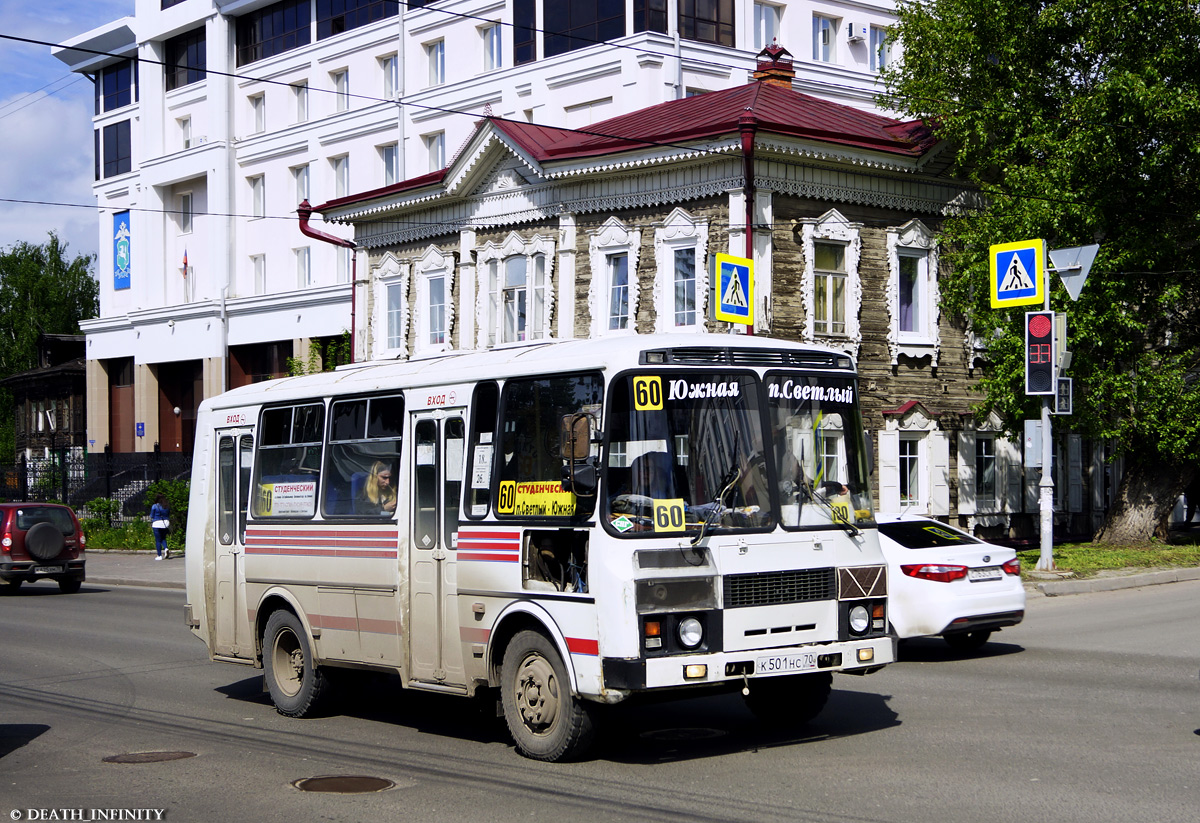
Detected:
[
  {"left": 103, "top": 751, "right": 196, "bottom": 764},
  {"left": 293, "top": 776, "right": 396, "bottom": 794}
]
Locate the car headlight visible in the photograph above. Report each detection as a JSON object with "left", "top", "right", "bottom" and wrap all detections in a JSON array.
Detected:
[
  {"left": 678, "top": 617, "right": 704, "bottom": 648},
  {"left": 848, "top": 605, "right": 870, "bottom": 634}
]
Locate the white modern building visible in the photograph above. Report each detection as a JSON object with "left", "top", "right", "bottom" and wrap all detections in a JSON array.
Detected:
[{"left": 54, "top": 0, "right": 901, "bottom": 454}]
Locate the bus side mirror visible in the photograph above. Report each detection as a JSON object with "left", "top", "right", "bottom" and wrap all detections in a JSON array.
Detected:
[{"left": 560, "top": 413, "right": 592, "bottom": 462}]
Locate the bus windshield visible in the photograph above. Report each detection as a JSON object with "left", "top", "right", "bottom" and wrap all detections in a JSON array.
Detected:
[
  {"left": 604, "top": 372, "right": 772, "bottom": 535},
  {"left": 765, "top": 371, "right": 874, "bottom": 529}
]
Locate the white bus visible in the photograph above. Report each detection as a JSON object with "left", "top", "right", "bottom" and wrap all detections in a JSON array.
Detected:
[{"left": 184, "top": 334, "right": 891, "bottom": 761}]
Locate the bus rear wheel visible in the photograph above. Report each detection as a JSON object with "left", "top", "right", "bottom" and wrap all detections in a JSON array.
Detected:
[
  {"left": 744, "top": 671, "right": 832, "bottom": 727},
  {"left": 263, "top": 609, "right": 328, "bottom": 717},
  {"left": 500, "top": 630, "right": 595, "bottom": 762}
]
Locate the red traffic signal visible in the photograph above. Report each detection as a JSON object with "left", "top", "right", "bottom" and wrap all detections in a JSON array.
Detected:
[{"left": 1025, "top": 311, "right": 1056, "bottom": 395}]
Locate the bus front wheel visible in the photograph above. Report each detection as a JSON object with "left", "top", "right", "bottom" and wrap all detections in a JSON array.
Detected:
[
  {"left": 263, "top": 609, "right": 328, "bottom": 717},
  {"left": 500, "top": 630, "right": 595, "bottom": 762},
  {"left": 744, "top": 671, "right": 832, "bottom": 727}
]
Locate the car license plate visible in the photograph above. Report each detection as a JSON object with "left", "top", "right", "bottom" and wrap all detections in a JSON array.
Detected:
[
  {"left": 968, "top": 567, "right": 1002, "bottom": 582},
  {"left": 755, "top": 652, "right": 818, "bottom": 675},
  {"left": 33, "top": 565, "right": 63, "bottom": 575}
]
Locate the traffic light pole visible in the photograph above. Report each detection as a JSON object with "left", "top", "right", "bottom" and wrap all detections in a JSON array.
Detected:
[{"left": 1037, "top": 263, "right": 1055, "bottom": 571}]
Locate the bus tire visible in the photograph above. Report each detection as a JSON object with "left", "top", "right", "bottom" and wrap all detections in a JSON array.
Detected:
[
  {"left": 500, "top": 630, "right": 595, "bottom": 762},
  {"left": 263, "top": 609, "right": 328, "bottom": 718},
  {"left": 744, "top": 671, "right": 832, "bottom": 727}
]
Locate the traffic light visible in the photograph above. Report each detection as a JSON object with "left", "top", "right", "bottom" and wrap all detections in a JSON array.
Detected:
[{"left": 1025, "top": 311, "right": 1056, "bottom": 395}]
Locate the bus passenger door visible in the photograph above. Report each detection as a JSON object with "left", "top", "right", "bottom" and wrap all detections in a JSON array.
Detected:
[
  {"left": 215, "top": 431, "right": 254, "bottom": 658},
  {"left": 409, "top": 411, "right": 466, "bottom": 687}
]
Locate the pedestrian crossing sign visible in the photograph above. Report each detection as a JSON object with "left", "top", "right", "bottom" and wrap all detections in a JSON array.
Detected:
[
  {"left": 990, "top": 239, "right": 1046, "bottom": 308},
  {"left": 712, "top": 253, "right": 754, "bottom": 325}
]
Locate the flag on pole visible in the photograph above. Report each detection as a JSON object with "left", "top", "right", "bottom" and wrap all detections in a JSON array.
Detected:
[{"left": 182, "top": 249, "right": 188, "bottom": 275}]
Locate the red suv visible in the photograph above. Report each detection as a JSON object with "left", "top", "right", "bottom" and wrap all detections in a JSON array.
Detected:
[{"left": 0, "top": 503, "right": 86, "bottom": 594}]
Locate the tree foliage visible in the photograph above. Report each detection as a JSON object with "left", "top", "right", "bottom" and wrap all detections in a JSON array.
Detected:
[
  {"left": 882, "top": 0, "right": 1200, "bottom": 538},
  {"left": 0, "top": 233, "right": 98, "bottom": 455}
]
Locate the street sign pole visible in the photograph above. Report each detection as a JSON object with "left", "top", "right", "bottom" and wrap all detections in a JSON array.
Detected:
[{"left": 1037, "top": 244, "right": 1055, "bottom": 571}]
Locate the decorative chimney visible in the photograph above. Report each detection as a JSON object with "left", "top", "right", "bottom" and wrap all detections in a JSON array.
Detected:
[{"left": 752, "top": 42, "right": 795, "bottom": 88}]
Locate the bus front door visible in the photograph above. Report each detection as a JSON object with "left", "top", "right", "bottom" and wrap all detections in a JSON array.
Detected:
[
  {"left": 409, "top": 411, "right": 466, "bottom": 687},
  {"left": 215, "top": 431, "right": 254, "bottom": 658}
]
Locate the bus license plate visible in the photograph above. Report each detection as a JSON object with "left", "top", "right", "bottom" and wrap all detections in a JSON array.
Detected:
[
  {"left": 33, "top": 566, "right": 63, "bottom": 575},
  {"left": 755, "top": 652, "right": 817, "bottom": 675},
  {"left": 968, "top": 567, "right": 1002, "bottom": 582}
]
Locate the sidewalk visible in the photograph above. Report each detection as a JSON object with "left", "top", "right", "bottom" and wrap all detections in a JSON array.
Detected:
[{"left": 75, "top": 549, "right": 1200, "bottom": 597}]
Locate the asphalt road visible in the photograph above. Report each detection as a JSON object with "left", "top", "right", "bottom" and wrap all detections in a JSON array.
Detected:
[{"left": 1, "top": 579, "right": 1198, "bottom": 823}]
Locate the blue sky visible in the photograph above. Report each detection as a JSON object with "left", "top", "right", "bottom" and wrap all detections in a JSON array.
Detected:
[{"left": 0, "top": 0, "right": 132, "bottom": 263}]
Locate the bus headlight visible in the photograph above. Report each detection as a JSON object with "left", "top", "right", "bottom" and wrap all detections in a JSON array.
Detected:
[
  {"left": 678, "top": 617, "right": 704, "bottom": 648},
  {"left": 848, "top": 605, "right": 870, "bottom": 634}
]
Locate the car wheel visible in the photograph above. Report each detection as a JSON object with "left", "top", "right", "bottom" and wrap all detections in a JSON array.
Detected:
[
  {"left": 262, "top": 610, "right": 328, "bottom": 717},
  {"left": 744, "top": 672, "right": 833, "bottom": 727},
  {"left": 943, "top": 630, "right": 993, "bottom": 652},
  {"left": 500, "top": 630, "right": 595, "bottom": 762},
  {"left": 58, "top": 578, "right": 82, "bottom": 594},
  {"left": 25, "top": 522, "right": 65, "bottom": 562}
]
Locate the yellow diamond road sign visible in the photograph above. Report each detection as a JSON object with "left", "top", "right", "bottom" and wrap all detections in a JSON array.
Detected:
[{"left": 990, "top": 239, "right": 1046, "bottom": 308}]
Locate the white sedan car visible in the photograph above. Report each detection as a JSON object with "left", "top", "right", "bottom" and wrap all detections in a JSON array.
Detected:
[{"left": 875, "top": 514, "right": 1026, "bottom": 651}]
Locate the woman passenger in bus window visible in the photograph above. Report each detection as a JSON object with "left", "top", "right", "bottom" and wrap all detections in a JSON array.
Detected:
[{"left": 357, "top": 460, "right": 397, "bottom": 515}]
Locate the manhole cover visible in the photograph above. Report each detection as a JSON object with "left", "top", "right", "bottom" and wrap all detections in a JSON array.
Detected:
[
  {"left": 103, "top": 751, "right": 196, "bottom": 764},
  {"left": 293, "top": 776, "right": 395, "bottom": 794},
  {"left": 639, "top": 728, "right": 727, "bottom": 742}
]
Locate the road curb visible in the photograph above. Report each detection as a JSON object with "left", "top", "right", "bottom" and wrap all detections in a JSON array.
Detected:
[
  {"left": 87, "top": 577, "right": 185, "bottom": 591},
  {"left": 1035, "top": 567, "right": 1200, "bottom": 596}
]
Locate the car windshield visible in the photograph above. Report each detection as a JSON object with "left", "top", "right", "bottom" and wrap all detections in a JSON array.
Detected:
[
  {"left": 604, "top": 372, "right": 772, "bottom": 536},
  {"left": 15, "top": 506, "right": 76, "bottom": 535},
  {"left": 877, "top": 520, "right": 983, "bottom": 548},
  {"left": 765, "top": 371, "right": 874, "bottom": 529}
]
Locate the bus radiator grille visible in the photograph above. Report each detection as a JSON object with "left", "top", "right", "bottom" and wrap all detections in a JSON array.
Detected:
[{"left": 723, "top": 568, "right": 837, "bottom": 608}]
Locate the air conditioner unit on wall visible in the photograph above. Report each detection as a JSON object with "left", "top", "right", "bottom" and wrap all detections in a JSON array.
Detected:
[{"left": 847, "top": 22, "right": 868, "bottom": 42}]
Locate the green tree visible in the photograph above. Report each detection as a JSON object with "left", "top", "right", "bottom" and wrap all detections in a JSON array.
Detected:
[
  {"left": 0, "top": 233, "right": 99, "bottom": 456},
  {"left": 882, "top": 0, "right": 1200, "bottom": 542}
]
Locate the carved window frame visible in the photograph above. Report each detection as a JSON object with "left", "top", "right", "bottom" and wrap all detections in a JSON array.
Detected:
[
  {"left": 413, "top": 245, "right": 455, "bottom": 356},
  {"left": 371, "top": 252, "right": 408, "bottom": 359},
  {"left": 588, "top": 217, "right": 642, "bottom": 338},
  {"left": 798, "top": 209, "right": 862, "bottom": 357},
  {"left": 475, "top": 231, "right": 556, "bottom": 349},
  {"left": 653, "top": 208, "right": 709, "bottom": 334},
  {"left": 886, "top": 219, "right": 941, "bottom": 366}
]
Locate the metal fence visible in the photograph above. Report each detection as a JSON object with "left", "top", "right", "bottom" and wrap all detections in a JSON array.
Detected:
[{"left": 0, "top": 449, "right": 192, "bottom": 521}]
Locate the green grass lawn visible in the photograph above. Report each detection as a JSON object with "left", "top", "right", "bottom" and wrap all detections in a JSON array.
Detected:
[{"left": 1018, "top": 531, "right": 1200, "bottom": 577}]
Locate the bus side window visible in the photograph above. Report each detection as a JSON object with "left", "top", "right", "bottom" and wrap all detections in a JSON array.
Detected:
[
  {"left": 253, "top": 403, "right": 325, "bottom": 519},
  {"left": 464, "top": 382, "right": 499, "bottom": 518},
  {"left": 322, "top": 394, "right": 403, "bottom": 518}
]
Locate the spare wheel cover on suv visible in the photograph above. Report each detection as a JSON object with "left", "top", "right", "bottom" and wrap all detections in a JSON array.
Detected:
[{"left": 26, "top": 521, "right": 66, "bottom": 562}]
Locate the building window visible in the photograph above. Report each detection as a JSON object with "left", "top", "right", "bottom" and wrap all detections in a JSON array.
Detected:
[
  {"left": 898, "top": 253, "right": 922, "bottom": 333},
  {"left": 477, "top": 233, "right": 555, "bottom": 348},
  {"left": 680, "top": 0, "right": 735, "bottom": 47},
  {"left": 654, "top": 208, "right": 709, "bottom": 333},
  {"left": 101, "top": 120, "right": 132, "bottom": 178},
  {"left": 178, "top": 192, "right": 193, "bottom": 235},
  {"left": 293, "top": 163, "right": 309, "bottom": 204},
  {"left": 413, "top": 249, "right": 454, "bottom": 352},
  {"left": 381, "top": 54, "right": 398, "bottom": 98},
  {"left": 633, "top": 0, "right": 668, "bottom": 34},
  {"left": 607, "top": 253, "right": 630, "bottom": 331},
  {"left": 886, "top": 220, "right": 940, "bottom": 366},
  {"left": 482, "top": 24, "right": 502, "bottom": 71},
  {"left": 380, "top": 143, "right": 398, "bottom": 186},
  {"left": 899, "top": 436, "right": 922, "bottom": 506},
  {"left": 332, "top": 155, "right": 349, "bottom": 198},
  {"left": 425, "top": 132, "right": 445, "bottom": 172},
  {"left": 317, "top": 0, "right": 397, "bottom": 41},
  {"left": 813, "top": 14, "right": 837, "bottom": 62},
  {"left": 588, "top": 217, "right": 641, "bottom": 338},
  {"left": 331, "top": 69, "right": 350, "bottom": 112},
  {"left": 296, "top": 247, "right": 312, "bottom": 287},
  {"left": 384, "top": 277, "right": 406, "bottom": 349},
  {"left": 813, "top": 242, "right": 846, "bottom": 336},
  {"left": 292, "top": 81, "right": 308, "bottom": 122},
  {"left": 249, "top": 93, "right": 266, "bottom": 134},
  {"left": 544, "top": 1, "right": 626, "bottom": 58},
  {"left": 426, "top": 40, "right": 445, "bottom": 86},
  {"left": 249, "top": 175, "right": 265, "bottom": 218},
  {"left": 96, "top": 59, "right": 135, "bottom": 114},
  {"left": 252, "top": 254, "right": 266, "bottom": 294},
  {"left": 165, "top": 28, "right": 206, "bottom": 91},
  {"left": 870, "top": 26, "right": 890, "bottom": 72},
  {"left": 514, "top": 0, "right": 536, "bottom": 65},
  {"left": 754, "top": 3, "right": 781, "bottom": 50},
  {"left": 976, "top": 435, "right": 997, "bottom": 506},
  {"left": 178, "top": 116, "right": 192, "bottom": 150},
  {"left": 236, "top": 0, "right": 312, "bottom": 67}
]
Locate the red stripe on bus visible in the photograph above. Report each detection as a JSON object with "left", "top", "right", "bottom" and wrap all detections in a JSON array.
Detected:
[
  {"left": 456, "top": 541, "right": 520, "bottom": 551},
  {"left": 458, "top": 552, "right": 519, "bottom": 562},
  {"left": 566, "top": 637, "right": 599, "bottom": 656},
  {"left": 456, "top": 530, "right": 520, "bottom": 540},
  {"left": 245, "top": 546, "right": 395, "bottom": 559},
  {"left": 460, "top": 626, "right": 491, "bottom": 644}
]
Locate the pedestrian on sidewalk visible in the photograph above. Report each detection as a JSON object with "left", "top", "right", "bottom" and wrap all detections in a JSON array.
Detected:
[{"left": 151, "top": 494, "right": 171, "bottom": 560}]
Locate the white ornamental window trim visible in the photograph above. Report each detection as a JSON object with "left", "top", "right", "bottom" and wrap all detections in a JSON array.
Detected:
[
  {"left": 372, "top": 253, "right": 410, "bottom": 360},
  {"left": 880, "top": 400, "right": 949, "bottom": 515},
  {"left": 957, "top": 410, "right": 1006, "bottom": 520},
  {"left": 653, "top": 207, "right": 710, "bottom": 334},
  {"left": 413, "top": 245, "right": 456, "bottom": 355},
  {"left": 798, "top": 208, "right": 863, "bottom": 358},
  {"left": 588, "top": 217, "right": 642, "bottom": 338},
  {"left": 475, "top": 231, "right": 556, "bottom": 349},
  {"left": 885, "top": 219, "right": 941, "bottom": 367}
]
